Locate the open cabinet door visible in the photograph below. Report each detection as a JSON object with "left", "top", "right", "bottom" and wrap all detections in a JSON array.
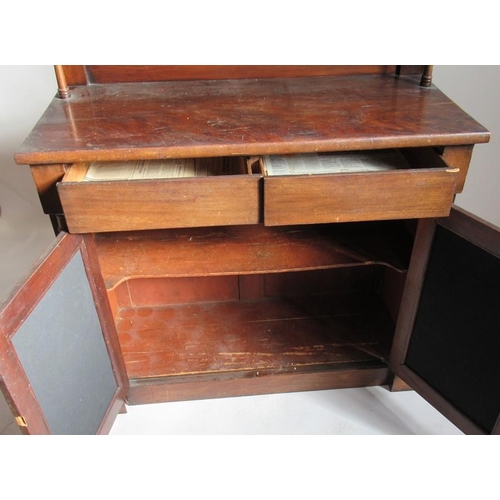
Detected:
[
  {"left": 391, "top": 206, "right": 500, "bottom": 435},
  {"left": 0, "top": 232, "right": 129, "bottom": 434}
]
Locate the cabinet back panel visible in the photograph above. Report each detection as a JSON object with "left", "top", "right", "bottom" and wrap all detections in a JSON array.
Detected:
[
  {"left": 110, "top": 267, "right": 386, "bottom": 309},
  {"left": 82, "top": 65, "right": 399, "bottom": 84}
]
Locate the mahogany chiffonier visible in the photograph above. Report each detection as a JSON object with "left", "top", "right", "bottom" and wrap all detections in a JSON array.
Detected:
[{"left": 1, "top": 65, "right": 498, "bottom": 435}]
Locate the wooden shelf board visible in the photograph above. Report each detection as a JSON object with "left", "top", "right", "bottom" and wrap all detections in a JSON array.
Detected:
[
  {"left": 116, "top": 293, "right": 394, "bottom": 381},
  {"left": 96, "top": 222, "right": 413, "bottom": 290}
]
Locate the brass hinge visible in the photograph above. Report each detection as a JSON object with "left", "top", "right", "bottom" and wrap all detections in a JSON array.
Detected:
[{"left": 15, "top": 416, "right": 27, "bottom": 428}]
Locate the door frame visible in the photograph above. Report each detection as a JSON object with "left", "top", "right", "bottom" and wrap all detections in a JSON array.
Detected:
[
  {"left": 390, "top": 206, "right": 500, "bottom": 435},
  {"left": 0, "top": 232, "right": 128, "bottom": 434}
]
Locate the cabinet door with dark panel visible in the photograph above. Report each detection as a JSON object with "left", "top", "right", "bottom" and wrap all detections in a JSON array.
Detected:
[
  {"left": 0, "top": 233, "right": 129, "bottom": 434},
  {"left": 391, "top": 206, "right": 500, "bottom": 434}
]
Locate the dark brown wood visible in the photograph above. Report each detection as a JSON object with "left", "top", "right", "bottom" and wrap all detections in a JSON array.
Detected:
[
  {"left": 441, "top": 145, "right": 475, "bottom": 192},
  {"left": 437, "top": 205, "right": 500, "bottom": 256},
  {"left": 389, "top": 374, "right": 412, "bottom": 392},
  {"left": 419, "top": 65, "right": 434, "bottom": 87},
  {"left": 265, "top": 167, "right": 458, "bottom": 226},
  {"left": 60, "top": 65, "right": 430, "bottom": 87},
  {"left": 58, "top": 165, "right": 261, "bottom": 233},
  {"left": 78, "top": 65, "right": 399, "bottom": 85},
  {"left": 54, "top": 65, "right": 70, "bottom": 99},
  {"left": 116, "top": 290, "right": 394, "bottom": 404},
  {"left": 389, "top": 218, "right": 437, "bottom": 368},
  {"left": 105, "top": 257, "right": 396, "bottom": 404},
  {"left": 0, "top": 233, "right": 128, "bottom": 434},
  {"left": 30, "top": 164, "right": 65, "bottom": 215},
  {"left": 117, "top": 297, "right": 392, "bottom": 379},
  {"left": 263, "top": 146, "right": 462, "bottom": 226},
  {"left": 15, "top": 74, "right": 490, "bottom": 166},
  {"left": 111, "top": 267, "right": 385, "bottom": 309},
  {"left": 395, "top": 66, "right": 427, "bottom": 78},
  {"left": 238, "top": 274, "right": 265, "bottom": 301},
  {"left": 94, "top": 223, "right": 413, "bottom": 290},
  {"left": 118, "top": 275, "right": 240, "bottom": 308},
  {"left": 59, "top": 65, "right": 88, "bottom": 86},
  {"left": 127, "top": 366, "right": 391, "bottom": 405},
  {"left": 383, "top": 268, "right": 408, "bottom": 324}
]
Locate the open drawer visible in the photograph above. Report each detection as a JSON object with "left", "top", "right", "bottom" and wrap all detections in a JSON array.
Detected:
[
  {"left": 255, "top": 148, "right": 460, "bottom": 226},
  {"left": 57, "top": 157, "right": 261, "bottom": 233}
]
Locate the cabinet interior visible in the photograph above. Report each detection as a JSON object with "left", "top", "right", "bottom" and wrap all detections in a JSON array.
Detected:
[
  {"left": 58, "top": 145, "right": 457, "bottom": 404},
  {"left": 95, "top": 220, "right": 415, "bottom": 403}
]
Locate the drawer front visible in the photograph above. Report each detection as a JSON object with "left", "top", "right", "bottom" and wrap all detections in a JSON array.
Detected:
[
  {"left": 58, "top": 174, "right": 261, "bottom": 233},
  {"left": 264, "top": 168, "right": 459, "bottom": 226}
]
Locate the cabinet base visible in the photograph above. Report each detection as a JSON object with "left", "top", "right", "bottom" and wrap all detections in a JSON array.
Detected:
[{"left": 125, "top": 365, "right": 391, "bottom": 405}]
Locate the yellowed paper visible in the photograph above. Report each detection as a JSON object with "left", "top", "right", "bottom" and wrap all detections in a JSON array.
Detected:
[
  {"left": 263, "top": 150, "right": 410, "bottom": 176},
  {"left": 84, "top": 159, "right": 210, "bottom": 181}
]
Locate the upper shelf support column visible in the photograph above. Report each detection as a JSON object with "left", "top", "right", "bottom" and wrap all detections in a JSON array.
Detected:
[{"left": 55, "top": 65, "right": 70, "bottom": 99}]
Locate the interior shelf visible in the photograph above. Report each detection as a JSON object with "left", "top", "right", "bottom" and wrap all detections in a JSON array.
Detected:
[
  {"left": 96, "top": 220, "right": 413, "bottom": 404},
  {"left": 116, "top": 291, "right": 394, "bottom": 382},
  {"left": 96, "top": 221, "right": 414, "bottom": 289}
]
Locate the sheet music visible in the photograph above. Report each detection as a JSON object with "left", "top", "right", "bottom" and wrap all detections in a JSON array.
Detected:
[
  {"left": 84, "top": 159, "right": 210, "bottom": 181},
  {"left": 263, "top": 150, "right": 410, "bottom": 176}
]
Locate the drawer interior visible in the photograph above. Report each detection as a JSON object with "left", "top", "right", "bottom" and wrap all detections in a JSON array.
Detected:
[
  {"left": 248, "top": 147, "right": 456, "bottom": 177},
  {"left": 63, "top": 156, "right": 251, "bottom": 183}
]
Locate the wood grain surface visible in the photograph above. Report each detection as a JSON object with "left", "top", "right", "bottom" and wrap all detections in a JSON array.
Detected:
[{"left": 16, "top": 75, "right": 489, "bottom": 165}]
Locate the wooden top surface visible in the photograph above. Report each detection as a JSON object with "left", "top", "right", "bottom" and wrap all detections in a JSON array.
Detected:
[{"left": 15, "top": 74, "right": 490, "bottom": 165}]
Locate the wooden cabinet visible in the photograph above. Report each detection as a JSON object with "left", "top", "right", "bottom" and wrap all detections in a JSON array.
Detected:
[{"left": 1, "top": 65, "right": 498, "bottom": 434}]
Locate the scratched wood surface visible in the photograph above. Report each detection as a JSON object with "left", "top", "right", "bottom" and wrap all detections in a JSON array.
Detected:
[
  {"left": 264, "top": 146, "right": 461, "bottom": 225},
  {"left": 81, "top": 65, "right": 401, "bottom": 84},
  {"left": 265, "top": 167, "right": 458, "bottom": 225},
  {"left": 116, "top": 292, "right": 394, "bottom": 380},
  {"left": 59, "top": 173, "right": 261, "bottom": 233},
  {"left": 15, "top": 74, "right": 489, "bottom": 165},
  {"left": 95, "top": 222, "right": 413, "bottom": 290}
]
